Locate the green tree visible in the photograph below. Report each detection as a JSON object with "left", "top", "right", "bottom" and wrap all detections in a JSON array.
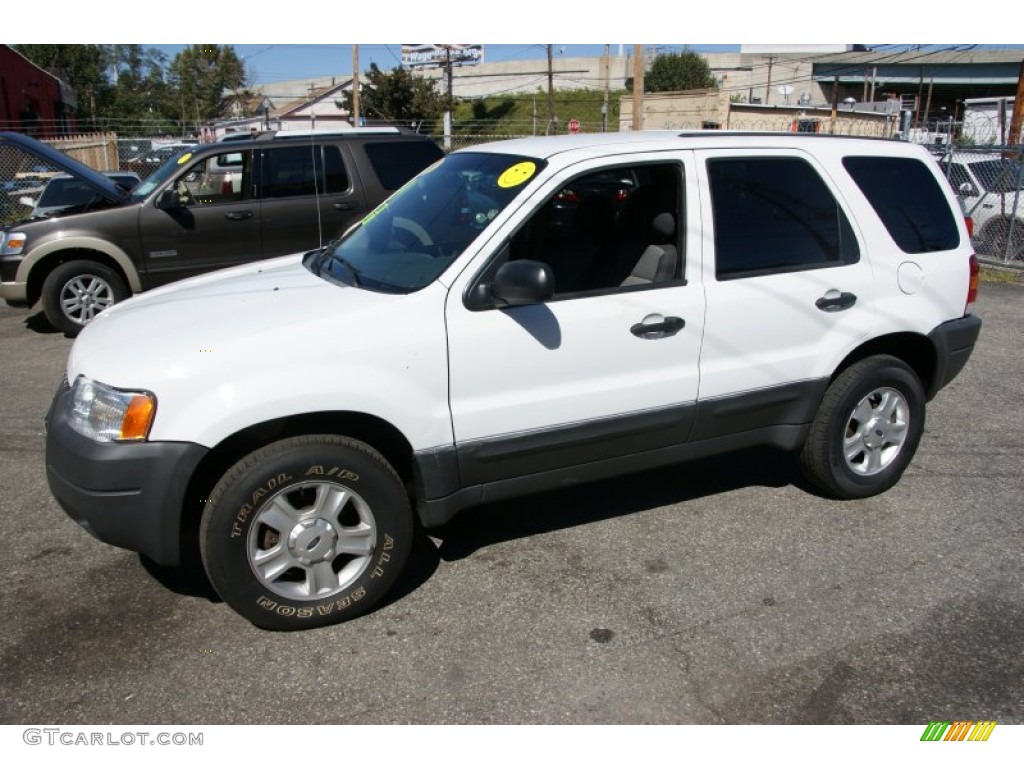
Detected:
[
  {"left": 629, "top": 50, "right": 718, "bottom": 93},
  {"left": 167, "top": 44, "right": 249, "bottom": 126},
  {"left": 343, "top": 64, "right": 444, "bottom": 126},
  {"left": 105, "top": 45, "right": 174, "bottom": 130}
]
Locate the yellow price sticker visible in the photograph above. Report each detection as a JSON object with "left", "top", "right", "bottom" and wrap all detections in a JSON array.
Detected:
[
  {"left": 176, "top": 152, "right": 192, "bottom": 165},
  {"left": 497, "top": 161, "right": 537, "bottom": 188}
]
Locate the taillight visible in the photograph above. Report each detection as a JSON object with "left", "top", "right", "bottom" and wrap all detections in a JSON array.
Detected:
[
  {"left": 614, "top": 188, "right": 631, "bottom": 202},
  {"left": 554, "top": 188, "right": 579, "bottom": 204},
  {"left": 966, "top": 254, "right": 979, "bottom": 315},
  {"left": 221, "top": 178, "right": 232, "bottom": 195},
  {"left": 965, "top": 215, "right": 974, "bottom": 237}
]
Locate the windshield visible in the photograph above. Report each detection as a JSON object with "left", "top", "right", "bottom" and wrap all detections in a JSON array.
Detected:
[
  {"left": 129, "top": 146, "right": 197, "bottom": 200},
  {"left": 970, "top": 159, "right": 1024, "bottom": 194},
  {"left": 307, "top": 152, "right": 546, "bottom": 293}
]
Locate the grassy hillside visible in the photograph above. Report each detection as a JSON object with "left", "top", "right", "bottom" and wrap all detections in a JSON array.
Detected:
[{"left": 448, "top": 89, "right": 627, "bottom": 137}]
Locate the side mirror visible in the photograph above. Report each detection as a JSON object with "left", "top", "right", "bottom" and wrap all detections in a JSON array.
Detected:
[
  {"left": 155, "top": 188, "right": 181, "bottom": 210},
  {"left": 490, "top": 260, "right": 554, "bottom": 307},
  {"left": 958, "top": 182, "right": 978, "bottom": 197}
]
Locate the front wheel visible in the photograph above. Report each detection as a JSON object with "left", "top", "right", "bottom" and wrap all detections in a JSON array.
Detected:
[
  {"left": 800, "top": 355, "right": 925, "bottom": 499},
  {"left": 200, "top": 435, "right": 413, "bottom": 630},
  {"left": 41, "top": 259, "right": 128, "bottom": 336}
]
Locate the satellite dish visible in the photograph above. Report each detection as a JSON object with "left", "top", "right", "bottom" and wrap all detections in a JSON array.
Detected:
[
  {"left": 777, "top": 85, "right": 794, "bottom": 96},
  {"left": 798, "top": 92, "right": 811, "bottom": 106}
]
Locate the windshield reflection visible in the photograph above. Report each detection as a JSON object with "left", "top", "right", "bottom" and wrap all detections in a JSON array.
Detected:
[{"left": 308, "top": 152, "right": 545, "bottom": 293}]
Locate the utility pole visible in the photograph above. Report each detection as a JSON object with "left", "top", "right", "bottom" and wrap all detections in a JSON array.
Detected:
[
  {"left": 764, "top": 56, "right": 775, "bottom": 105},
  {"left": 1007, "top": 57, "right": 1024, "bottom": 147},
  {"left": 351, "top": 45, "right": 360, "bottom": 127},
  {"left": 602, "top": 43, "right": 610, "bottom": 132},
  {"left": 443, "top": 45, "right": 454, "bottom": 150},
  {"left": 923, "top": 78, "right": 934, "bottom": 132},
  {"left": 546, "top": 44, "right": 556, "bottom": 135},
  {"left": 309, "top": 83, "right": 316, "bottom": 130},
  {"left": 632, "top": 44, "right": 645, "bottom": 131},
  {"left": 829, "top": 75, "right": 839, "bottom": 134},
  {"left": 869, "top": 66, "right": 877, "bottom": 103}
]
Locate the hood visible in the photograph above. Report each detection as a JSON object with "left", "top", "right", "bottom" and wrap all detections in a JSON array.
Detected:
[
  {"left": 0, "top": 131, "right": 127, "bottom": 207},
  {"left": 68, "top": 254, "right": 416, "bottom": 384}
]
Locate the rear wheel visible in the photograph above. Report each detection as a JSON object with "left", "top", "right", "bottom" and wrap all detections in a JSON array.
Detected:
[
  {"left": 200, "top": 435, "right": 413, "bottom": 630},
  {"left": 800, "top": 356, "right": 925, "bottom": 499},
  {"left": 41, "top": 259, "right": 128, "bottom": 336}
]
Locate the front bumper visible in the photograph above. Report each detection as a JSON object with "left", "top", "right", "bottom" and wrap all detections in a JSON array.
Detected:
[
  {"left": 927, "top": 313, "right": 983, "bottom": 399},
  {"left": 45, "top": 380, "right": 208, "bottom": 565},
  {"left": 0, "top": 265, "right": 27, "bottom": 303}
]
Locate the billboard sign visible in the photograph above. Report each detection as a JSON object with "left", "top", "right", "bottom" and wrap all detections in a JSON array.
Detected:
[{"left": 401, "top": 44, "right": 484, "bottom": 68}]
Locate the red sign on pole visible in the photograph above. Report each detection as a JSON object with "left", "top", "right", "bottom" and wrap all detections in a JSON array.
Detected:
[{"left": 568, "top": 118, "right": 581, "bottom": 134}]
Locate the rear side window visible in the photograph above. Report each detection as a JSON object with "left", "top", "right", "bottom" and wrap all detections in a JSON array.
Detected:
[
  {"left": 262, "top": 146, "right": 318, "bottom": 198},
  {"left": 364, "top": 140, "right": 444, "bottom": 190},
  {"left": 843, "top": 156, "right": 959, "bottom": 253},
  {"left": 708, "top": 157, "right": 859, "bottom": 280}
]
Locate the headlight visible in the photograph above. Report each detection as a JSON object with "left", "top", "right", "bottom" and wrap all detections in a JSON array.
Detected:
[
  {"left": 69, "top": 376, "right": 156, "bottom": 442},
  {"left": 1, "top": 231, "right": 26, "bottom": 255}
]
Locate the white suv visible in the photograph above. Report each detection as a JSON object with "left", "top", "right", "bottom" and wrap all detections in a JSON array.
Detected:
[
  {"left": 46, "top": 132, "right": 982, "bottom": 630},
  {"left": 939, "top": 152, "right": 1024, "bottom": 261}
]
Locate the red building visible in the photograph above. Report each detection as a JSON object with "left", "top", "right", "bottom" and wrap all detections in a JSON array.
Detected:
[{"left": 0, "top": 45, "right": 77, "bottom": 137}]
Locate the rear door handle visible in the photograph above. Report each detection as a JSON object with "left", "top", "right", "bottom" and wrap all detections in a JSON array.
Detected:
[
  {"left": 224, "top": 210, "right": 253, "bottom": 221},
  {"left": 333, "top": 202, "right": 354, "bottom": 211},
  {"left": 815, "top": 290, "right": 857, "bottom": 312},
  {"left": 631, "top": 315, "right": 685, "bottom": 339}
]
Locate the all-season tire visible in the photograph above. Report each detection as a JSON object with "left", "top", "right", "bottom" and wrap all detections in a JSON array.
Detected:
[
  {"left": 800, "top": 355, "right": 925, "bottom": 499},
  {"left": 200, "top": 435, "right": 413, "bottom": 630},
  {"left": 41, "top": 259, "right": 128, "bottom": 336}
]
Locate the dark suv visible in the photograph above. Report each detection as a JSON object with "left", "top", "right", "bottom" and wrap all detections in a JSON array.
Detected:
[{"left": 0, "top": 129, "right": 443, "bottom": 334}]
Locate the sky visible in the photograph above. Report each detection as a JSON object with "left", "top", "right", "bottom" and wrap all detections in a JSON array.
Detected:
[{"left": 28, "top": 0, "right": 1023, "bottom": 85}]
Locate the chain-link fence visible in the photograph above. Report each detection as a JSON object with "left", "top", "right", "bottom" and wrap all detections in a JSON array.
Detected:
[
  {"left": 0, "top": 142, "right": 65, "bottom": 226},
  {"left": 932, "top": 144, "right": 1024, "bottom": 264}
]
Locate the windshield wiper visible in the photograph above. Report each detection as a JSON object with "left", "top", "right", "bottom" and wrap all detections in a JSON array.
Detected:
[{"left": 330, "top": 254, "right": 363, "bottom": 286}]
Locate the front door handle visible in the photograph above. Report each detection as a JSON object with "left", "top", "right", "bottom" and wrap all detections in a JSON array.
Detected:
[
  {"left": 816, "top": 290, "right": 857, "bottom": 312},
  {"left": 224, "top": 210, "right": 253, "bottom": 221},
  {"left": 631, "top": 315, "right": 685, "bottom": 339}
]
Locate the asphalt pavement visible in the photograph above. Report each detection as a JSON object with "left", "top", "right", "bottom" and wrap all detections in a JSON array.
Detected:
[{"left": 1, "top": 283, "right": 1021, "bottom": 725}]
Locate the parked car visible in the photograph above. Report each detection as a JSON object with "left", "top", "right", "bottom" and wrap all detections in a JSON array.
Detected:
[
  {"left": 45, "top": 131, "right": 981, "bottom": 630},
  {"left": 22, "top": 172, "right": 141, "bottom": 218},
  {"left": 0, "top": 128, "right": 444, "bottom": 335},
  {"left": 938, "top": 152, "right": 1024, "bottom": 261}
]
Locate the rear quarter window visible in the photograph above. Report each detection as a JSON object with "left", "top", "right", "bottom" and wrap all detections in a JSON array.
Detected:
[{"left": 843, "top": 156, "right": 960, "bottom": 253}]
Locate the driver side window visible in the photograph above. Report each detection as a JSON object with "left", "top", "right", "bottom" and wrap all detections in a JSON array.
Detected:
[
  {"left": 176, "top": 151, "right": 250, "bottom": 207},
  {"left": 508, "top": 162, "right": 683, "bottom": 298}
]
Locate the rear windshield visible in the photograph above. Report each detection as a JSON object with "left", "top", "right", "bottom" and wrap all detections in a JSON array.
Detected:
[
  {"left": 38, "top": 178, "right": 104, "bottom": 208},
  {"left": 363, "top": 140, "right": 445, "bottom": 190},
  {"left": 843, "top": 156, "right": 960, "bottom": 253}
]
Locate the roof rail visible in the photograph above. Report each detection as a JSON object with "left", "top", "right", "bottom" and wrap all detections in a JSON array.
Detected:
[{"left": 269, "top": 127, "right": 403, "bottom": 140}]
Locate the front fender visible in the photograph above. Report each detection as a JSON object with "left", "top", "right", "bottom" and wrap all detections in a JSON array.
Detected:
[{"left": 20, "top": 235, "right": 143, "bottom": 292}]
